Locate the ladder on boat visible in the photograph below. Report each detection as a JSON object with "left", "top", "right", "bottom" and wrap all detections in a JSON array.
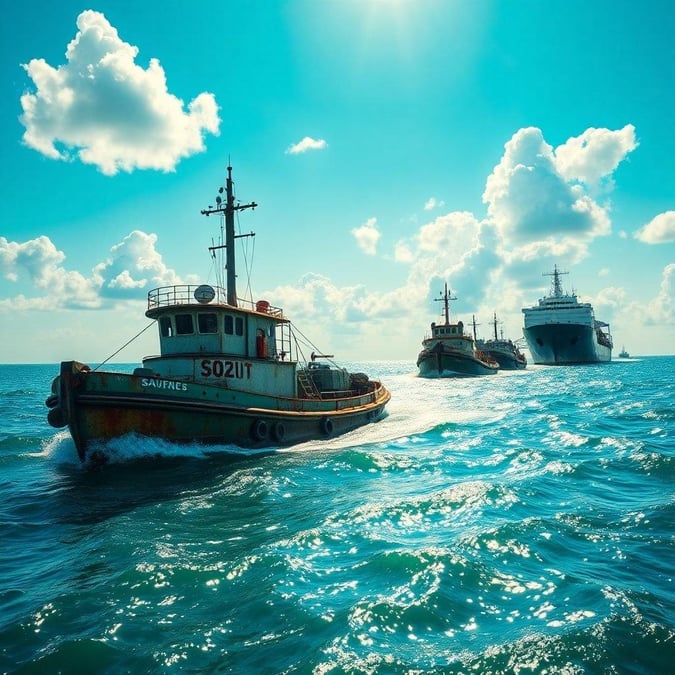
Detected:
[{"left": 297, "top": 369, "right": 320, "bottom": 398}]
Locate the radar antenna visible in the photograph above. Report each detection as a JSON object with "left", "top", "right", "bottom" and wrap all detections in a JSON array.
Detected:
[{"left": 544, "top": 264, "right": 568, "bottom": 298}]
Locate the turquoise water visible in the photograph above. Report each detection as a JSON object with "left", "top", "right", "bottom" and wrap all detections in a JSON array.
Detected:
[{"left": 1, "top": 358, "right": 673, "bottom": 673}]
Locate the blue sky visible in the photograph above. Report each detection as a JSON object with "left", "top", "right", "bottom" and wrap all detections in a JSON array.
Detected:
[{"left": 1, "top": 0, "right": 673, "bottom": 363}]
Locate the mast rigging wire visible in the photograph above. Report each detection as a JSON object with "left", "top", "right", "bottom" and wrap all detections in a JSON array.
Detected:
[{"left": 93, "top": 321, "right": 155, "bottom": 371}]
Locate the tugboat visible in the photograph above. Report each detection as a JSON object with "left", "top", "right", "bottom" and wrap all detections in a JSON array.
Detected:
[
  {"left": 475, "top": 313, "right": 527, "bottom": 370},
  {"left": 522, "top": 265, "right": 613, "bottom": 365},
  {"left": 46, "top": 166, "right": 390, "bottom": 463},
  {"left": 618, "top": 346, "right": 630, "bottom": 358},
  {"left": 416, "top": 284, "right": 499, "bottom": 378}
]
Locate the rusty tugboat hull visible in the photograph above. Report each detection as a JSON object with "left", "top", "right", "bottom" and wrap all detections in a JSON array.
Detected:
[{"left": 47, "top": 360, "right": 388, "bottom": 462}]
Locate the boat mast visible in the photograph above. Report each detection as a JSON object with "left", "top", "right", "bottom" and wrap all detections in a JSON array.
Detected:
[
  {"left": 201, "top": 166, "right": 257, "bottom": 307},
  {"left": 544, "top": 265, "right": 568, "bottom": 299},
  {"left": 435, "top": 283, "right": 456, "bottom": 326}
]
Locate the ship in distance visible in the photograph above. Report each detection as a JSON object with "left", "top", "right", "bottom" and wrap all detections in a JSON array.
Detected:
[
  {"left": 521, "top": 265, "right": 613, "bottom": 365},
  {"left": 417, "top": 284, "right": 499, "bottom": 378},
  {"left": 474, "top": 313, "right": 527, "bottom": 370}
]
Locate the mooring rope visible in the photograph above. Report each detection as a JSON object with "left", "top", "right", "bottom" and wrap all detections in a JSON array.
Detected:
[{"left": 93, "top": 320, "right": 155, "bottom": 371}]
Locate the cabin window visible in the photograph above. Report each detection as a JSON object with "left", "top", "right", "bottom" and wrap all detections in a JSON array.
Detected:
[
  {"left": 175, "top": 313, "right": 194, "bottom": 335},
  {"left": 159, "top": 317, "right": 173, "bottom": 337},
  {"left": 222, "top": 314, "right": 243, "bottom": 336},
  {"left": 198, "top": 313, "right": 218, "bottom": 334}
]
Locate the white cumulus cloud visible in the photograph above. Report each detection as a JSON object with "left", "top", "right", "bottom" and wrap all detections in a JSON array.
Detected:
[
  {"left": 0, "top": 230, "right": 185, "bottom": 310},
  {"left": 650, "top": 263, "right": 675, "bottom": 324},
  {"left": 352, "top": 217, "right": 381, "bottom": 256},
  {"left": 554, "top": 125, "right": 638, "bottom": 187},
  {"left": 0, "top": 235, "right": 99, "bottom": 308},
  {"left": 634, "top": 211, "right": 675, "bottom": 244},
  {"left": 394, "top": 210, "right": 500, "bottom": 307},
  {"left": 0, "top": 235, "right": 64, "bottom": 283},
  {"left": 417, "top": 211, "right": 480, "bottom": 255},
  {"left": 424, "top": 197, "right": 444, "bottom": 211},
  {"left": 93, "top": 230, "right": 181, "bottom": 298},
  {"left": 624, "top": 264, "right": 675, "bottom": 326},
  {"left": 394, "top": 241, "right": 414, "bottom": 263},
  {"left": 286, "top": 136, "right": 328, "bottom": 154},
  {"left": 19, "top": 10, "right": 220, "bottom": 175},
  {"left": 482, "top": 126, "right": 637, "bottom": 261},
  {"left": 265, "top": 273, "right": 410, "bottom": 326}
]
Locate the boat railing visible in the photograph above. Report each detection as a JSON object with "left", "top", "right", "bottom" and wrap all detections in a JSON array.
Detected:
[
  {"left": 425, "top": 330, "right": 473, "bottom": 341},
  {"left": 147, "top": 285, "right": 284, "bottom": 317},
  {"left": 317, "top": 388, "right": 380, "bottom": 407}
]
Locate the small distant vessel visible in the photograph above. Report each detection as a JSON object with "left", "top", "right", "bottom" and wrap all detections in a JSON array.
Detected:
[
  {"left": 522, "top": 265, "right": 613, "bottom": 365},
  {"left": 475, "top": 313, "right": 527, "bottom": 370},
  {"left": 619, "top": 346, "right": 630, "bottom": 358},
  {"left": 46, "top": 166, "right": 390, "bottom": 464},
  {"left": 417, "top": 284, "right": 499, "bottom": 378}
]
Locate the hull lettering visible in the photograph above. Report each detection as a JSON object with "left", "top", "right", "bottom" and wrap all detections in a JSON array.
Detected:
[
  {"left": 201, "top": 359, "right": 252, "bottom": 379},
  {"left": 141, "top": 378, "right": 188, "bottom": 391}
]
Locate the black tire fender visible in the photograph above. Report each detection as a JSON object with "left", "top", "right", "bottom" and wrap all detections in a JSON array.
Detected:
[
  {"left": 320, "top": 417, "right": 333, "bottom": 436},
  {"left": 271, "top": 422, "right": 286, "bottom": 443},
  {"left": 251, "top": 419, "right": 268, "bottom": 441},
  {"left": 47, "top": 406, "right": 66, "bottom": 428}
]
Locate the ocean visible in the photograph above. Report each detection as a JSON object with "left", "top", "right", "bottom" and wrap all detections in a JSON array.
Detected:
[{"left": 0, "top": 358, "right": 673, "bottom": 674}]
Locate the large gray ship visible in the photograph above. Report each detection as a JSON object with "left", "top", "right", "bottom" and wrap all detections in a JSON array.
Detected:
[{"left": 522, "top": 266, "right": 612, "bottom": 365}]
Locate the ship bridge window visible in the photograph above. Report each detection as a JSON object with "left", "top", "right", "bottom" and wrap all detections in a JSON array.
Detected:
[
  {"left": 223, "top": 314, "right": 244, "bottom": 336},
  {"left": 198, "top": 313, "right": 218, "bottom": 334},
  {"left": 159, "top": 316, "right": 173, "bottom": 338},
  {"left": 175, "top": 313, "right": 194, "bottom": 335}
]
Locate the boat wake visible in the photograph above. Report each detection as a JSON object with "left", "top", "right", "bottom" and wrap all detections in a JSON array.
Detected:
[
  {"left": 43, "top": 430, "right": 270, "bottom": 468},
  {"left": 283, "top": 373, "right": 508, "bottom": 453},
  {"left": 42, "top": 430, "right": 81, "bottom": 466}
]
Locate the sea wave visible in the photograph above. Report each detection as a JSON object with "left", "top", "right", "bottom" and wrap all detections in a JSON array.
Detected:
[{"left": 0, "top": 358, "right": 673, "bottom": 673}]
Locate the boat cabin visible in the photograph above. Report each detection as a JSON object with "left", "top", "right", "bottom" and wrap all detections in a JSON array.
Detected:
[
  {"left": 423, "top": 320, "right": 476, "bottom": 356},
  {"left": 430, "top": 320, "right": 466, "bottom": 338},
  {"left": 141, "top": 284, "right": 298, "bottom": 396},
  {"left": 146, "top": 285, "right": 287, "bottom": 359}
]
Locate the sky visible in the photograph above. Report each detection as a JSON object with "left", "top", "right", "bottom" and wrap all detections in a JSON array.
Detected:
[{"left": 1, "top": 0, "right": 673, "bottom": 364}]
